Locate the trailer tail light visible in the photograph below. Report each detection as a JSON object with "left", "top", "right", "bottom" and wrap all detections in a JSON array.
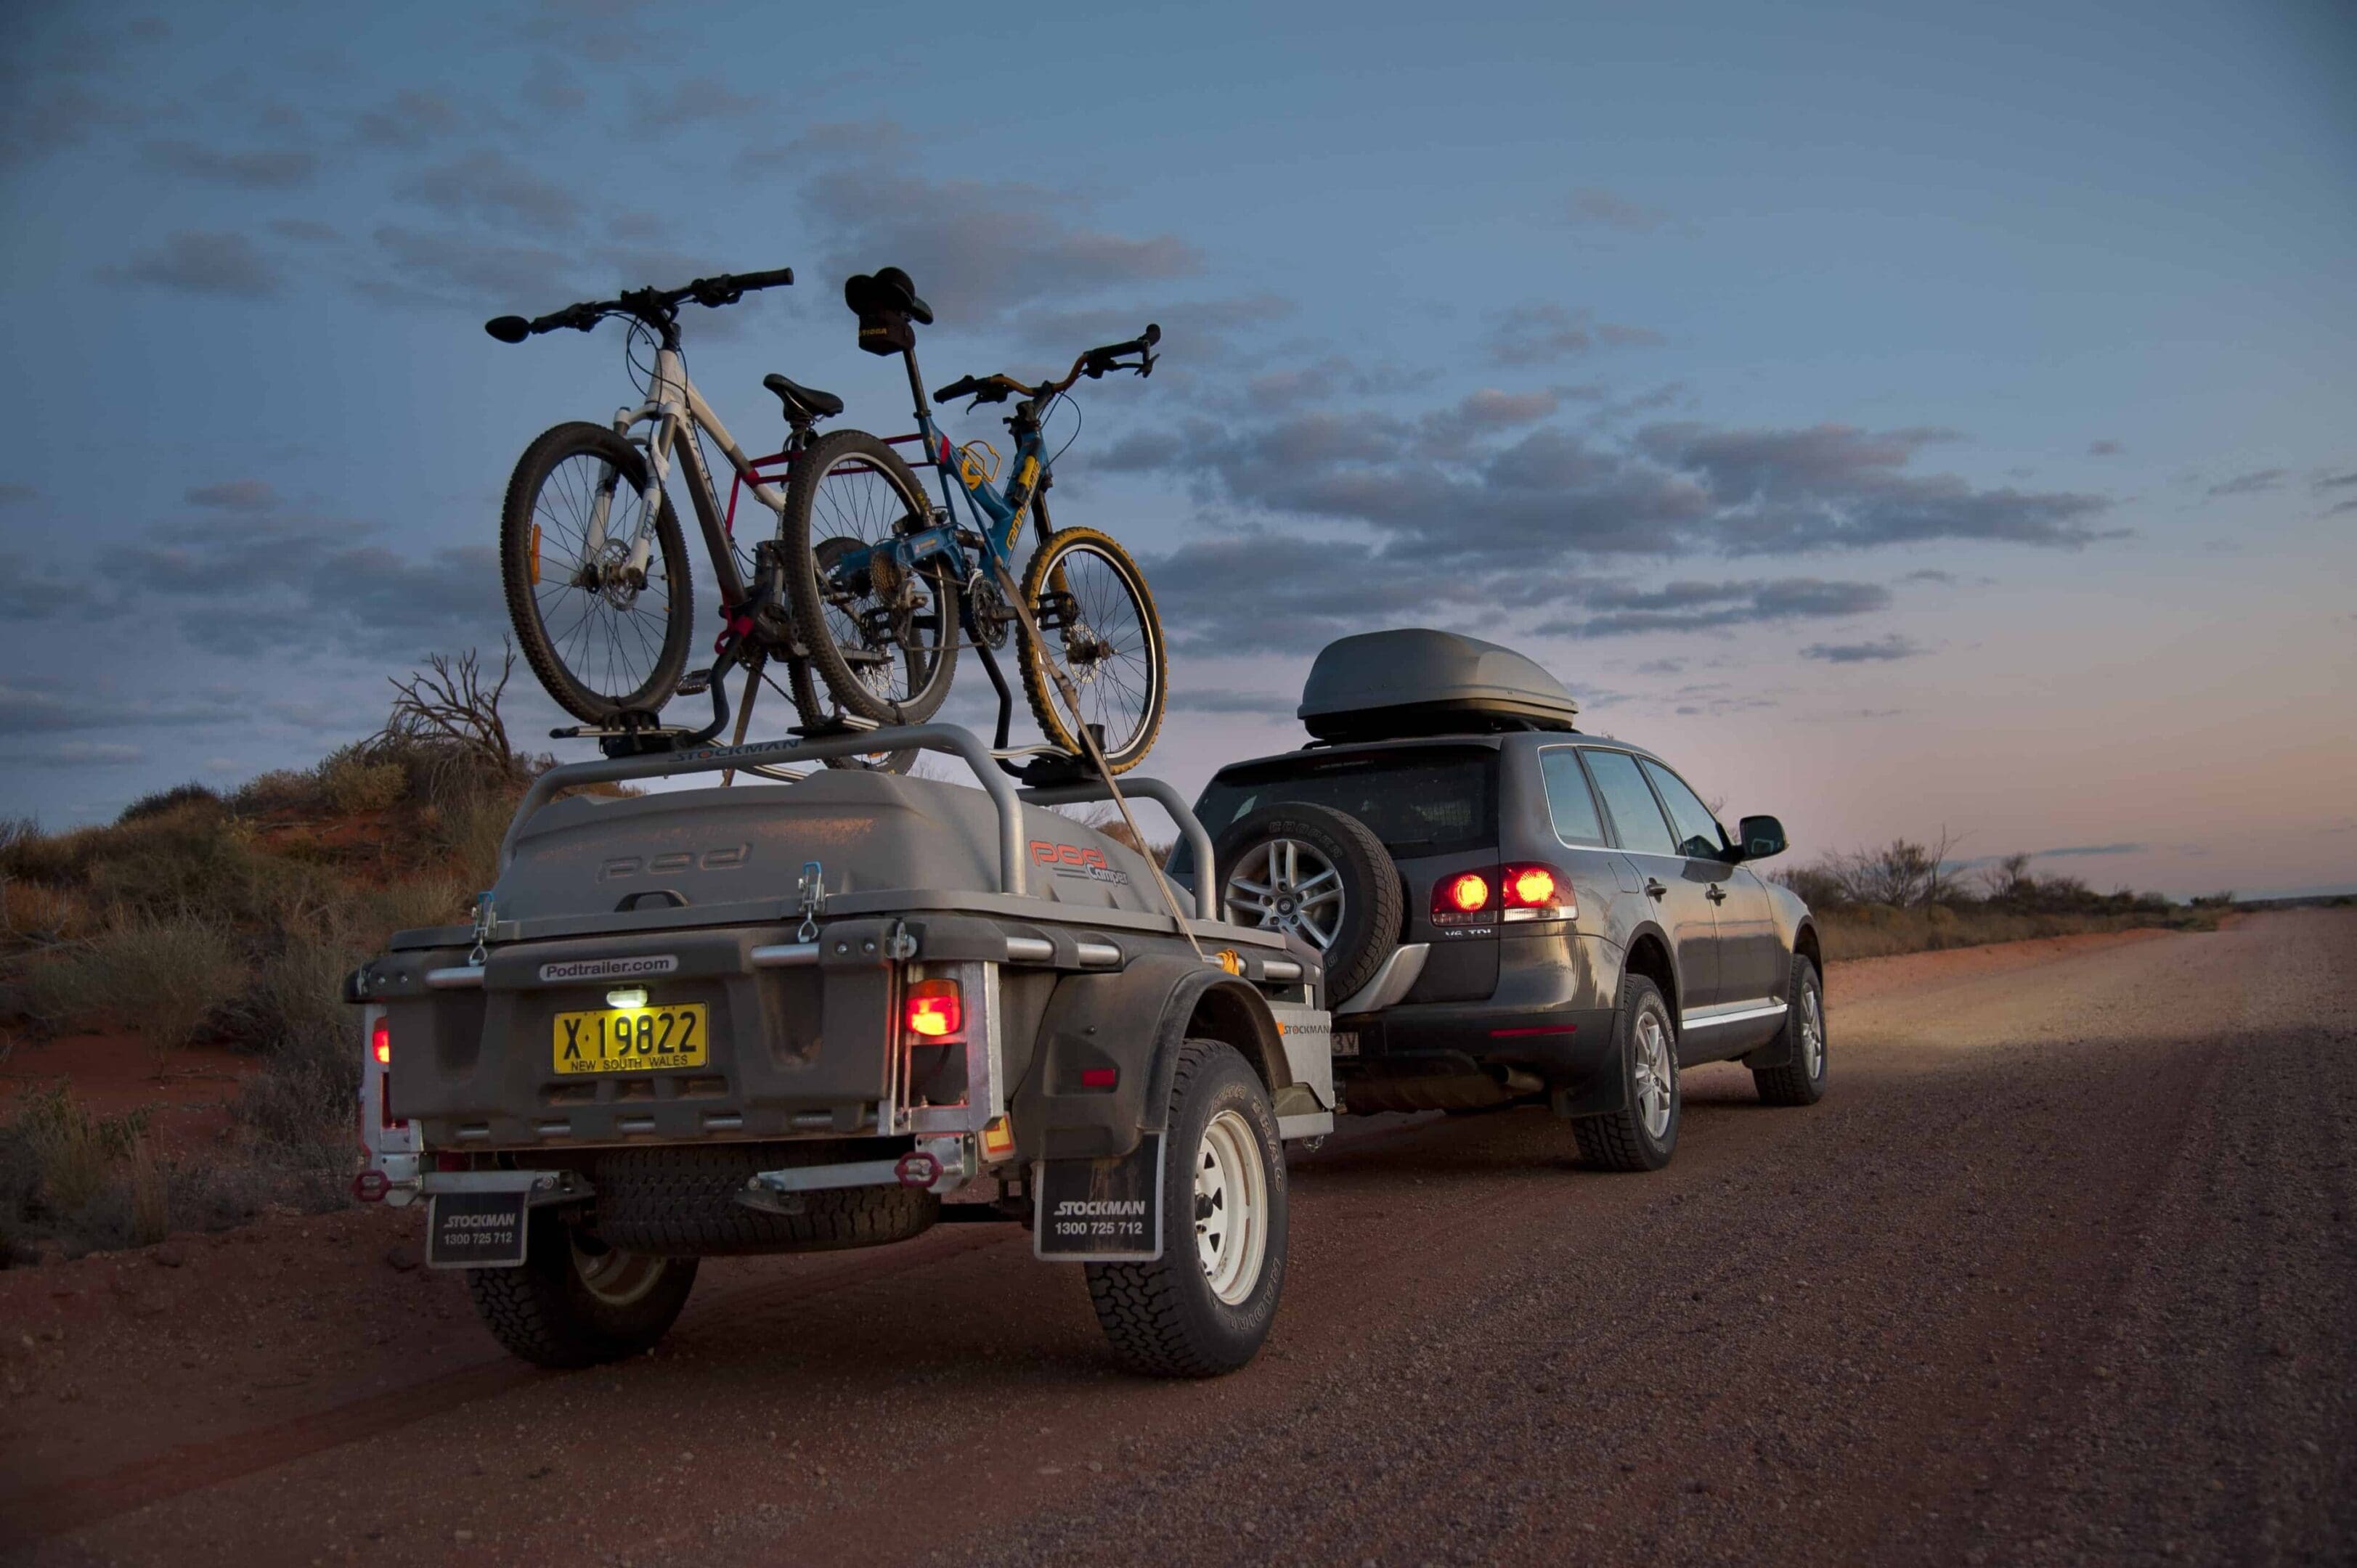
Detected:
[
  {"left": 905, "top": 979, "right": 964, "bottom": 1040},
  {"left": 372, "top": 1017, "right": 391, "bottom": 1066},
  {"left": 1080, "top": 1067, "right": 1118, "bottom": 1090},
  {"left": 1500, "top": 863, "right": 1573, "bottom": 923},
  {"left": 1433, "top": 871, "right": 1494, "bottom": 926}
]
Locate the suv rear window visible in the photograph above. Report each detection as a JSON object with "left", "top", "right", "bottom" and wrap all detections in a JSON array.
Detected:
[{"left": 1181, "top": 748, "right": 1499, "bottom": 873}]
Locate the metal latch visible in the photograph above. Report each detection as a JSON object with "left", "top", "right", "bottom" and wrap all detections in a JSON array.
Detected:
[
  {"left": 884, "top": 918, "right": 916, "bottom": 961},
  {"left": 796, "top": 860, "right": 826, "bottom": 942},
  {"left": 468, "top": 890, "right": 497, "bottom": 965}
]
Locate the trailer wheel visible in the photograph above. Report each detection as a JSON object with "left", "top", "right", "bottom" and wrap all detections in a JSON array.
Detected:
[
  {"left": 1086, "top": 1038, "right": 1288, "bottom": 1377},
  {"left": 465, "top": 1208, "right": 697, "bottom": 1369}
]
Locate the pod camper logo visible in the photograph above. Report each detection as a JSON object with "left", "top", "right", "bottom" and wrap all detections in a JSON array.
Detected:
[
  {"left": 1028, "top": 839, "right": 1133, "bottom": 889},
  {"left": 539, "top": 955, "right": 680, "bottom": 983}
]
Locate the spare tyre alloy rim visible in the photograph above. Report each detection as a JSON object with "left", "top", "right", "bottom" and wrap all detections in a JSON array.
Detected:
[
  {"left": 1800, "top": 984, "right": 1825, "bottom": 1080},
  {"left": 1195, "top": 1108, "right": 1269, "bottom": 1305},
  {"left": 1224, "top": 838, "right": 1345, "bottom": 949},
  {"left": 1633, "top": 1008, "right": 1675, "bottom": 1140},
  {"left": 571, "top": 1234, "right": 666, "bottom": 1307}
]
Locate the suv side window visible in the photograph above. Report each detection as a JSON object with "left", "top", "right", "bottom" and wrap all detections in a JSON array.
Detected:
[
  {"left": 1641, "top": 759, "right": 1731, "bottom": 862},
  {"left": 1581, "top": 750, "right": 1680, "bottom": 857},
  {"left": 1537, "top": 747, "right": 1607, "bottom": 846}
]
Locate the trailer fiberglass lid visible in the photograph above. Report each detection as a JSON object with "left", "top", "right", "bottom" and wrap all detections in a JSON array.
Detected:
[{"left": 1298, "top": 627, "right": 1580, "bottom": 740}]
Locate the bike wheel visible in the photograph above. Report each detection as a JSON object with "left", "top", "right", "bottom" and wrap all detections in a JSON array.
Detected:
[
  {"left": 500, "top": 422, "right": 693, "bottom": 724},
  {"left": 781, "top": 430, "right": 958, "bottom": 727},
  {"left": 1018, "top": 526, "right": 1168, "bottom": 775},
  {"left": 783, "top": 656, "right": 917, "bottom": 774}
]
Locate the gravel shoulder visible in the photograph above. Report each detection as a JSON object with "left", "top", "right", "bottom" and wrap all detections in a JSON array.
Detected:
[{"left": 4, "top": 912, "right": 2350, "bottom": 1566}]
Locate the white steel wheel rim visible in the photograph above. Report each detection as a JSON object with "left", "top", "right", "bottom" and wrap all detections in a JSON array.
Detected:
[
  {"left": 1194, "top": 1108, "right": 1269, "bottom": 1306},
  {"left": 1224, "top": 837, "right": 1346, "bottom": 950},
  {"left": 1800, "top": 986, "right": 1825, "bottom": 1080},
  {"left": 572, "top": 1238, "right": 665, "bottom": 1307},
  {"left": 1633, "top": 1009, "right": 1676, "bottom": 1140}
]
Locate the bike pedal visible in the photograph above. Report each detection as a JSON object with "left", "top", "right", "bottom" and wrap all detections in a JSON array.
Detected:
[{"left": 675, "top": 669, "right": 715, "bottom": 697}]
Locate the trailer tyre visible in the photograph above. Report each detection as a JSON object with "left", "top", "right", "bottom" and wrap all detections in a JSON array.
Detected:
[
  {"left": 465, "top": 1208, "right": 697, "bottom": 1369},
  {"left": 1086, "top": 1038, "right": 1288, "bottom": 1378}
]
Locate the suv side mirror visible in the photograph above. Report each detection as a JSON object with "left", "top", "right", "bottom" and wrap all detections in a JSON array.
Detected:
[{"left": 1736, "top": 814, "right": 1787, "bottom": 862}]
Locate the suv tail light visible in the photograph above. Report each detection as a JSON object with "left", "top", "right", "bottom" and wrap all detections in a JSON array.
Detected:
[
  {"left": 1433, "top": 865, "right": 1574, "bottom": 927},
  {"left": 1433, "top": 871, "right": 1495, "bottom": 927},
  {"left": 905, "top": 979, "right": 964, "bottom": 1041},
  {"left": 1500, "top": 862, "right": 1573, "bottom": 923}
]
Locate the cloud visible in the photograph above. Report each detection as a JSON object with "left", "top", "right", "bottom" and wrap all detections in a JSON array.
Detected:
[
  {"left": 0, "top": 680, "right": 245, "bottom": 738},
  {"left": 1799, "top": 633, "right": 1926, "bottom": 663},
  {"left": 269, "top": 218, "right": 341, "bottom": 242},
  {"left": 365, "top": 224, "right": 577, "bottom": 304},
  {"left": 353, "top": 89, "right": 464, "bottom": 150},
  {"left": 1003, "top": 293, "right": 1293, "bottom": 370},
  {"left": 2329, "top": 498, "right": 2357, "bottom": 518},
  {"left": 1115, "top": 411, "right": 2114, "bottom": 563},
  {"left": 800, "top": 161, "right": 1205, "bottom": 324},
  {"left": 101, "top": 515, "right": 502, "bottom": 660},
  {"left": 2087, "top": 439, "right": 2125, "bottom": 457},
  {"left": 2313, "top": 470, "right": 2357, "bottom": 491},
  {"left": 1633, "top": 658, "right": 1685, "bottom": 675},
  {"left": 9, "top": 741, "right": 147, "bottom": 769},
  {"left": 2206, "top": 468, "right": 2284, "bottom": 497},
  {"left": 140, "top": 139, "right": 316, "bottom": 189},
  {"left": 399, "top": 150, "right": 579, "bottom": 233},
  {"left": 2033, "top": 842, "right": 2144, "bottom": 858},
  {"left": 185, "top": 478, "right": 279, "bottom": 512},
  {"left": 0, "top": 555, "right": 102, "bottom": 621},
  {"left": 1485, "top": 303, "right": 1663, "bottom": 365},
  {"left": 1902, "top": 567, "right": 1957, "bottom": 583},
  {"left": 631, "top": 74, "right": 761, "bottom": 128},
  {"left": 1167, "top": 688, "right": 1297, "bottom": 716},
  {"left": 1417, "top": 388, "right": 1560, "bottom": 447},
  {"left": 1547, "top": 577, "right": 1892, "bottom": 637},
  {"left": 0, "top": 483, "right": 35, "bottom": 505},
  {"left": 118, "top": 231, "right": 282, "bottom": 297},
  {"left": 1568, "top": 188, "right": 1673, "bottom": 234}
]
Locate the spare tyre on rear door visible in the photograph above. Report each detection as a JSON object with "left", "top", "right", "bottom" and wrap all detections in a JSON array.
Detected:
[{"left": 1214, "top": 801, "right": 1402, "bottom": 1002}]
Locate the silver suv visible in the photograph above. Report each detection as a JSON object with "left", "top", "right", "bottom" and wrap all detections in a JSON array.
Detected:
[{"left": 1176, "top": 629, "right": 1826, "bottom": 1171}]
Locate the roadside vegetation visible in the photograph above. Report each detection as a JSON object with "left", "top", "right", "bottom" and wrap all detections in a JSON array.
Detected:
[
  {"left": 1777, "top": 835, "right": 2231, "bottom": 961},
  {"left": 0, "top": 647, "right": 544, "bottom": 1263}
]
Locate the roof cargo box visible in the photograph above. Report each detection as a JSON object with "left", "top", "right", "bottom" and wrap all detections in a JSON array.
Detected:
[{"left": 1298, "top": 627, "right": 1580, "bottom": 741}]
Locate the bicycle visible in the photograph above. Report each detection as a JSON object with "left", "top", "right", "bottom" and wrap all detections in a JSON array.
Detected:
[
  {"left": 484, "top": 266, "right": 937, "bottom": 769},
  {"left": 783, "top": 266, "right": 1171, "bottom": 775}
]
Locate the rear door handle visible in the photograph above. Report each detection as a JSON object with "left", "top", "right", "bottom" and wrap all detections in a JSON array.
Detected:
[
  {"left": 1706, "top": 884, "right": 1726, "bottom": 905},
  {"left": 1644, "top": 878, "right": 1667, "bottom": 899}
]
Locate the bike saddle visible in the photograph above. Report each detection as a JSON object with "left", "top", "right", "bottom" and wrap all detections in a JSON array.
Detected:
[
  {"left": 762, "top": 373, "right": 844, "bottom": 423},
  {"left": 843, "top": 266, "right": 934, "bottom": 326}
]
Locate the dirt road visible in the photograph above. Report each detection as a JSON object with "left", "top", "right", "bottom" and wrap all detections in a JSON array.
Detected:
[{"left": 6, "top": 910, "right": 2353, "bottom": 1566}]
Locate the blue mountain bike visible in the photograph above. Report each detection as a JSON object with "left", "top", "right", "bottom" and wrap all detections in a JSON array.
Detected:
[{"left": 781, "top": 267, "right": 1169, "bottom": 774}]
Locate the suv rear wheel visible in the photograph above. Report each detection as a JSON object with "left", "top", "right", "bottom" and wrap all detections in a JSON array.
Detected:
[
  {"left": 1573, "top": 974, "right": 1681, "bottom": 1172},
  {"left": 1214, "top": 802, "right": 1402, "bottom": 1002}
]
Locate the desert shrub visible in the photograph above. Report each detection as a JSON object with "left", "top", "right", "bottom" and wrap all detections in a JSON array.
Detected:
[
  {"left": 230, "top": 768, "right": 323, "bottom": 817},
  {"left": 355, "top": 874, "right": 474, "bottom": 940},
  {"left": 20, "top": 917, "right": 248, "bottom": 1060},
  {"left": 317, "top": 745, "right": 409, "bottom": 815},
  {"left": 80, "top": 810, "right": 333, "bottom": 930},
  {"left": 7, "top": 1085, "right": 149, "bottom": 1217},
  {"left": 431, "top": 785, "right": 518, "bottom": 889},
  {"left": 1, "top": 878, "right": 97, "bottom": 946},
  {"left": 118, "top": 783, "right": 224, "bottom": 825}
]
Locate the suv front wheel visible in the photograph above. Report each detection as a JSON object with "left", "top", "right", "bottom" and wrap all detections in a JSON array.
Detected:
[{"left": 1573, "top": 974, "right": 1681, "bottom": 1172}]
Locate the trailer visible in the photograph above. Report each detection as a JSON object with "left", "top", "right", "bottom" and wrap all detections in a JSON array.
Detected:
[{"left": 351, "top": 724, "right": 1332, "bottom": 1378}]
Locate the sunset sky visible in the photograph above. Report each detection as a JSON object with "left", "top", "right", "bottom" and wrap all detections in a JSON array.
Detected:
[{"left": 2, "top": 0, "right": 2351, "bottom": 897}]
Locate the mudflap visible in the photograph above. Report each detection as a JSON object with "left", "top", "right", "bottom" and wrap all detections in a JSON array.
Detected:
[
  {"left": 426, "top": 1190, "right": 530, "bottom": 1269},
  {"left": 1033, "top": 1133, "right": 1163, "bottom": 1262}
]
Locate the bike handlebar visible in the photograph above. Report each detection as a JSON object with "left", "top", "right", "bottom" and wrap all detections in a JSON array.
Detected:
[
  {"left": 485, "top": 266, "right": 795, "bottom": 343},
  {"left": 933, "top": 323, "right": 1162, "bottom": 407}
]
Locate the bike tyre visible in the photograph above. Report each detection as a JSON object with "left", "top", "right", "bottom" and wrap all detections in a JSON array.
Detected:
[
  {"left": 783, "top": 656, "right": 918, "bottom": 775},
  {"left": 780, "top": 429, "right": 958, "bottom": 727},
  {"left": 1018, "top": 526, "right": 1168, "bottom": 775},
  {"left": 500, "top": 421, "right": 694, "bottom": 724}
]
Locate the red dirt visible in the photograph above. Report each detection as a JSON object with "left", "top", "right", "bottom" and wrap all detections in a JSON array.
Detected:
[
  {"left": 0, "top": 1032, "right": 258, "bottom": 1156},
  {"left": 4, "top": 915, "right": 2348, "bottom": 1564}
]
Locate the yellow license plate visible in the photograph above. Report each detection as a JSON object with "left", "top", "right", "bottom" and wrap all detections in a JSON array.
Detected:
[{"left": 552, "top": 1004, "right": 709, "bottom": 1075}]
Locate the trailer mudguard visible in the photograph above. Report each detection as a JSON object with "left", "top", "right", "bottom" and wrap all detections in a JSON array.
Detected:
[{"left": 1014, "top": 957, "right": 1291, "bottom": 1161}]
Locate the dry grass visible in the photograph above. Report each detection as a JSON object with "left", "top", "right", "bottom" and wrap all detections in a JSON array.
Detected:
[
  {"left": 1817, "top": 902, "right": 2220, "bottom": 963},
  {"left": 20, "top": 917, "right": 249, "bottom": 1067}
]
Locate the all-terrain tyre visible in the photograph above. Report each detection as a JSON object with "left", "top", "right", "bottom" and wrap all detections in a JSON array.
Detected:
[
  {"left": 1086, "top": 1039, "right": 1287, "bottom": 1378},
  {"left": 1750, "top": 955, "right": 1828, "bottom": 1106},
  {"left": 500, "top": 421, "right": 694, "bottom": 724},
  {"left": 1572, "top": 974, "right": 1681, "bottom": 1172},
  {"left": 593, "top": 1142, "right": 938, "bottom": 1256},
  {"left": 1214, "top": 802, "right": 1403, "bottom": 1003},
  {"left": 465, "top": 1207, "right": 697, "bottom": 1368}
]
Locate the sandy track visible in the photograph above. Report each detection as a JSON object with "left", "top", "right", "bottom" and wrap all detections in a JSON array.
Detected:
[{"left": 4, "top": 913, "right": 2350, "bottom": 1566}]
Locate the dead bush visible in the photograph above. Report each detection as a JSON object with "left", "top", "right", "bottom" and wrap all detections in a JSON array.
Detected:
[
  {"left": 230, "top": 768, "right": 323, "bottom": 816},
  {"left": 118, "top": 783, "right": 224, "bottom": 825}
]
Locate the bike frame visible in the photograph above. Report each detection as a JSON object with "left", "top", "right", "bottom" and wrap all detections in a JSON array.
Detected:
[
  {"left": 600, "top": 342, "right": 794, "bottom": 614},
  {"left": 843, "top": 388, "right": 1055, "bottom": 596}
]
